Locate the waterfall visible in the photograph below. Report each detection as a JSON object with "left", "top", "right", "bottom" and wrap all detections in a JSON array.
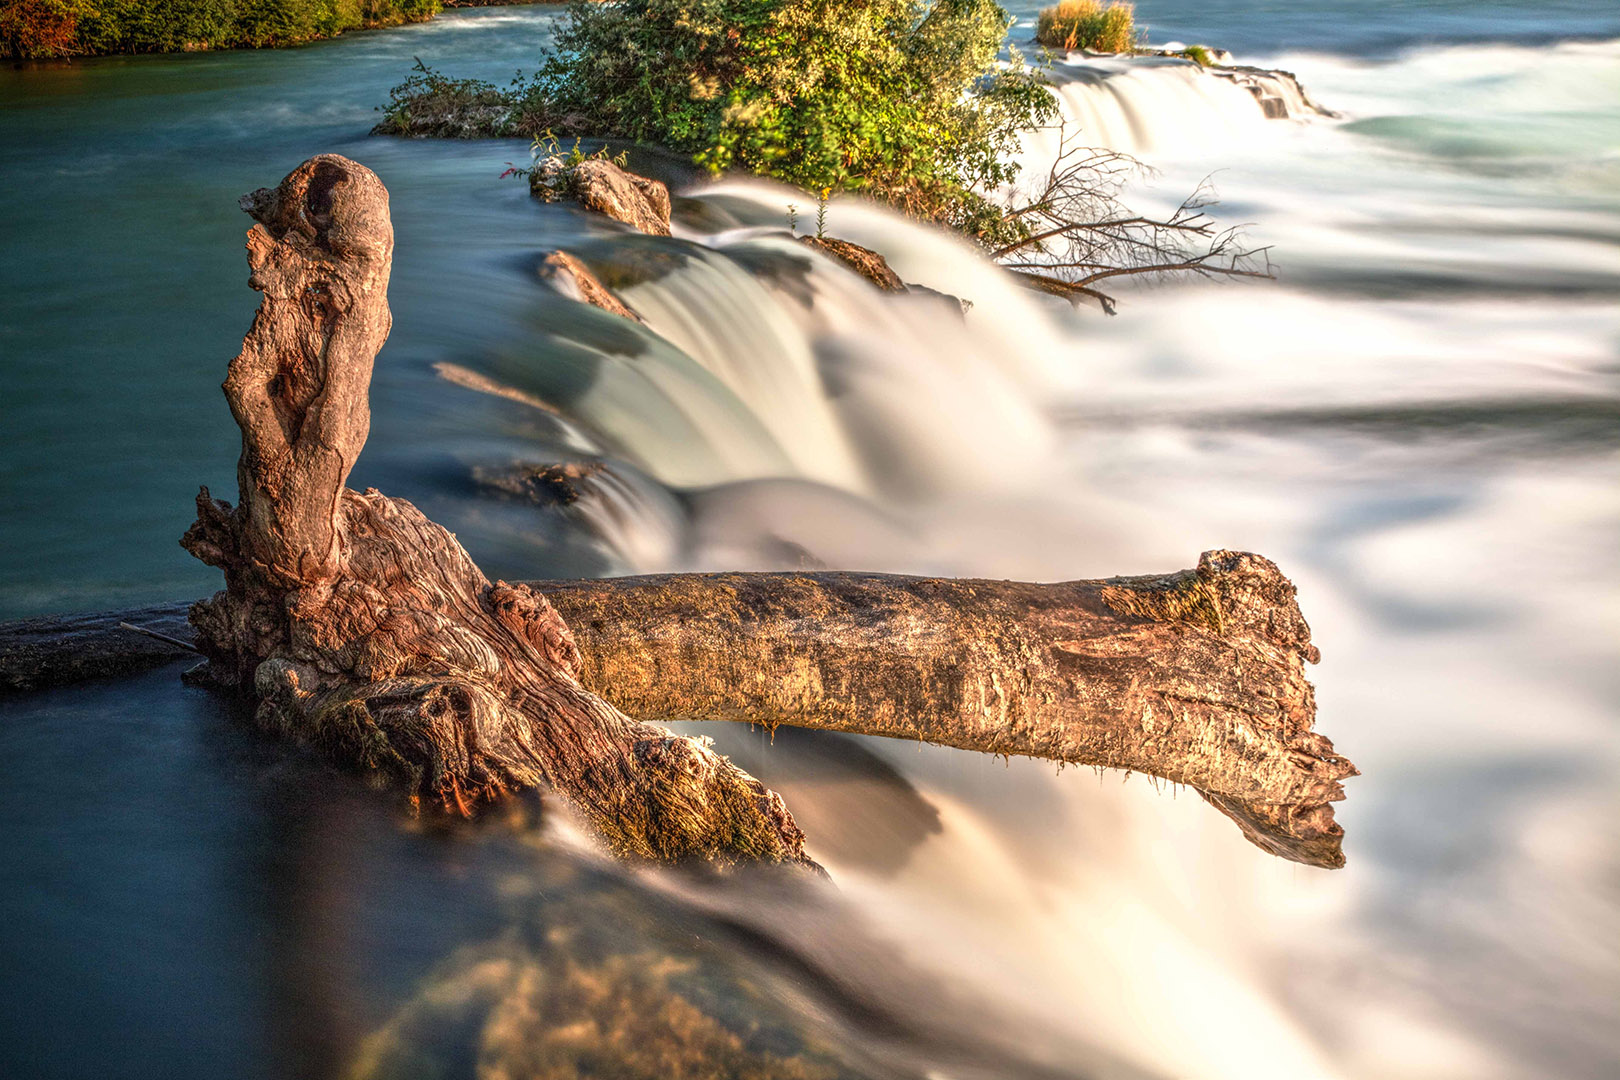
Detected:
[
  {"left": 1029, "top": 55, "right": 1325, "bottom": 158},
  {"left": 546, "top": 185, "right": 1075, "bottom": 519}
]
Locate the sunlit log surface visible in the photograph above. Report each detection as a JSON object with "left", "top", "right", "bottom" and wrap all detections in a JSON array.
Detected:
[
  {"left": 0, "top": 554, "right": 1354, "bottom": 868},
  {"left": 546, "top": 556, "right": 1355, "bottom": 869}
]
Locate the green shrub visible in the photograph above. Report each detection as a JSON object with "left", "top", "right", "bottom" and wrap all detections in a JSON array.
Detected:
[
  {"left": 1179, "top": 44, "right": 1215, "bottom": 67},
  {"left": 514, "top": 0, "right": 1055, "bottom": 240},
  {"left": 374, "top": 56, "right": 542, "bottom": 137},
  {"left": 1034, "top": 0, "right": 1138, "bottom": 53},
  {"left": 1, "top": 0, "right": 439, "bottom": 58}
]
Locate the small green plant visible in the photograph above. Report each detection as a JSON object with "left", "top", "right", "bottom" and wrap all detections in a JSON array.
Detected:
[
  {"left": 1180, "top": 44, "right": 1216, "bottom": 67},
  {"left": 1035, "top": 0, "right": 1139, "bottom": 54},
  {"left": 512, "top": 133, "right": 633, "bottom": 201},
  {"left": 814, "top": 189, "right": 829, "bottom": 239},
  {"left": 785, "top": 204, "right": 799, "bottom": 235}
]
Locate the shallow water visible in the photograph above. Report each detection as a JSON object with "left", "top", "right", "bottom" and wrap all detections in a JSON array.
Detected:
[{"left": 2, "top": 5, "right": 1618, "bottom": 1079}]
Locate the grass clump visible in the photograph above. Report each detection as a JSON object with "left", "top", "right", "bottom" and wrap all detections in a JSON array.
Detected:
[
  {"left": 1035, "top": 0, "right": 1138, "bottom": 54},
  {"left": 1179, "top": 44, "right": 1216, "bottom": 67}
]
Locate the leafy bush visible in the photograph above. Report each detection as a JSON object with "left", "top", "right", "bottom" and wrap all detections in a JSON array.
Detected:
[
  {"left": 1, "top": 0, "right": 439, "bottom": 58},
  {"left": 509, "top": 0, "right": 1056, "bottom": 239},
  {"left": 0, "top": 0, "right": 87, "bottom": 57},
  {"left": 373, "top": 57, "right": 549, "bottom": 138},
  {"left": 1179, "top": 44, "right": 1215, "bottom": 67},
  {"left": 375, "top": 1, "right": 1057, "bottom": 238},
  {"left": 1035, "top": 0, "right": 1138, "bottom": 53}
]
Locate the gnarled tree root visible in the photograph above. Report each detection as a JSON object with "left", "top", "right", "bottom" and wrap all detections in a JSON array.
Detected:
[{"left": 179, "top": 154, "right": 810, "bottom": 869}]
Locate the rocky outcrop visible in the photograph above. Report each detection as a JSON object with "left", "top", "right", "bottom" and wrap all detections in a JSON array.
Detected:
[
  {"left": 473, "top": 461, "right": 607, "bottom": 507},
  {"left": 797, "top": 236, "right": 906, "bottom": 291},
  {"left": 799, "top": 234, "right": 968, "bottom": 314},
  {"left": 536, "top": 251, "right": 643, "bottom": 322},
  {"left": 1209, "top": 64, "right": 1340, "bottom": 119},
  {"left": 532, "top": 156, "right": 672, "bottom": 236}
]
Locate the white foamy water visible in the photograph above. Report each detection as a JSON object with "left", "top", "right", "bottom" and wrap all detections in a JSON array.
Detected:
[
  {"left": 523, "top": 39, "right": 1620, "bottom": 1080},
  {"left": 1029, "top": 55, "right": 1283, "bottom": 157}
]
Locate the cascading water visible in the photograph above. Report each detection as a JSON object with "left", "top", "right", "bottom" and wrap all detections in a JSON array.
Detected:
[
  {"left": 1026, "top": 55, "right": 1313, "bottom": 158},
  {"left": 477, "top": 192, "right": 1082, "bottom": 575},
  {"left": 472, "top": 34, "right": 1618, "bottom": 1080}
]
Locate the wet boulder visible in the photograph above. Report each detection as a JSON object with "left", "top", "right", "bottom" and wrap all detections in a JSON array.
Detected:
[
  {"left": 797, "top": 235, "right": 905, "bottom": 291},
  {"left": 532, "top": 156, "right": 672, "bottom": 236},
  {"left": 536, "top": 250, "right": 643, "bottom": 322}
]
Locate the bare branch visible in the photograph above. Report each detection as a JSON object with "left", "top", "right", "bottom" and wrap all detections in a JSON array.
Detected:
[{"left": 990, "top": 121, "right": 1275, "bottom": 311}]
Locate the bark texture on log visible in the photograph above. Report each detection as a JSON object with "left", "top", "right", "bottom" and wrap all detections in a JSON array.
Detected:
[
  {"left": 181, "top": 156, "right": 810, "bottom": 868},
  {"left": 539, "top": 557, "right": 1354, "bottom": 869}
]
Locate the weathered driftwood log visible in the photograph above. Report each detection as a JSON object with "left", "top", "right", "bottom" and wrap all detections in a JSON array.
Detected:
[
  {"left": 132, "top": 153, "right": 1350, "bottom": 871},
  {"left": 541, "top": 561, "right": 1353, "bottom": 868},
  {"left": 0, "top": 604, "right": 196, "bottom": 693}
]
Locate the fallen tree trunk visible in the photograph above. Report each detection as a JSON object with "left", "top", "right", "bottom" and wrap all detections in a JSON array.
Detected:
[
  {"left": 0, "top": 555, "right": 1352, "bottom": 868},
  {"left": 12, "top": 154, "right": 1354, "bottom": 872},
  {"left": 539, "top": 559, "right": 1354, "bottom": 868},
  {"left": 0, "top": 604, "right": 197, "bottom": 693}
]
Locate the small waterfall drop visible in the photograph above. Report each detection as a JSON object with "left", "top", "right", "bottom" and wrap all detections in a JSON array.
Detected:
[
  {"left": 1031, "top": 55, "right": 1322, "bottom": 158},
  {"left": 548, "top": 186, "right": 1076, "bottom": 512},
  {"left": 605, "top": 241, "right": 871, "bottom": 493}
]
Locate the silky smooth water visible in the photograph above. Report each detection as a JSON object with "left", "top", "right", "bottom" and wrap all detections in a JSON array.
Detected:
[{"left": 2, "top": 5, "right": 1617, "bottom": 1079}]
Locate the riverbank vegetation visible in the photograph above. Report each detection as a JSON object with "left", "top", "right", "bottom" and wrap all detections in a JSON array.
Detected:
[
  {"left": 377, "top": 0, "right": 1272, "bottom": 310},
  {"left": 380, "top": 0, "right": 1054, "bottom": 241},
  {"left": 1, "top": 0, "right": 441, "bottom": 59},
  {"left": 1034, "top": 0, "right": 1138, "bottom": 53}
]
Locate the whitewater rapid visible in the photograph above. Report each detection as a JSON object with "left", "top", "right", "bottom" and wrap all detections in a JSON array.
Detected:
[{"left": 474, "top": 40, "right": 1619, "bottom": 1080}]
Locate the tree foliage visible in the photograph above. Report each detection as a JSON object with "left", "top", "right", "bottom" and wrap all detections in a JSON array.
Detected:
[
  {"left": 526, "top": 0, "right": 1056, "bottom": 238},
  {"left": 0, "top": 0, "right": 439, "bottom": 58},
  {"left": 372, "top": 0, "right": 1274, "bottom": 308}
]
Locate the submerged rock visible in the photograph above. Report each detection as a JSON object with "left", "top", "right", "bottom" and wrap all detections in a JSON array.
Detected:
[
  {"left": 799, "top": 235, "right": 968, "bottom": 315},
  {"left": 796, "top": 236, "right": 905, "bottom": 291},
  {"left": 532, "top": 156, "right": 672, "bottom": 236},
  {"left": 473, "top": 460, "right": 607, "bottom": 507},
  {"left": 1208, "top": 63, "right": 1341, "bottom": 119},
  {"left": 536, "top": 250, "right": 643, "bottom": 322}
]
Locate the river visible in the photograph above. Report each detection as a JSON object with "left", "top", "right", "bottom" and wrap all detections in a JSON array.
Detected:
[{"left": 1, "top": 4, "right": 1617, "bottom": 1078}]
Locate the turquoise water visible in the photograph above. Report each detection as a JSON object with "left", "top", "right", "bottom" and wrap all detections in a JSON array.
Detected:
[{"left": 2, "top": 6, "right": 1618, "bottom": 1079}]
